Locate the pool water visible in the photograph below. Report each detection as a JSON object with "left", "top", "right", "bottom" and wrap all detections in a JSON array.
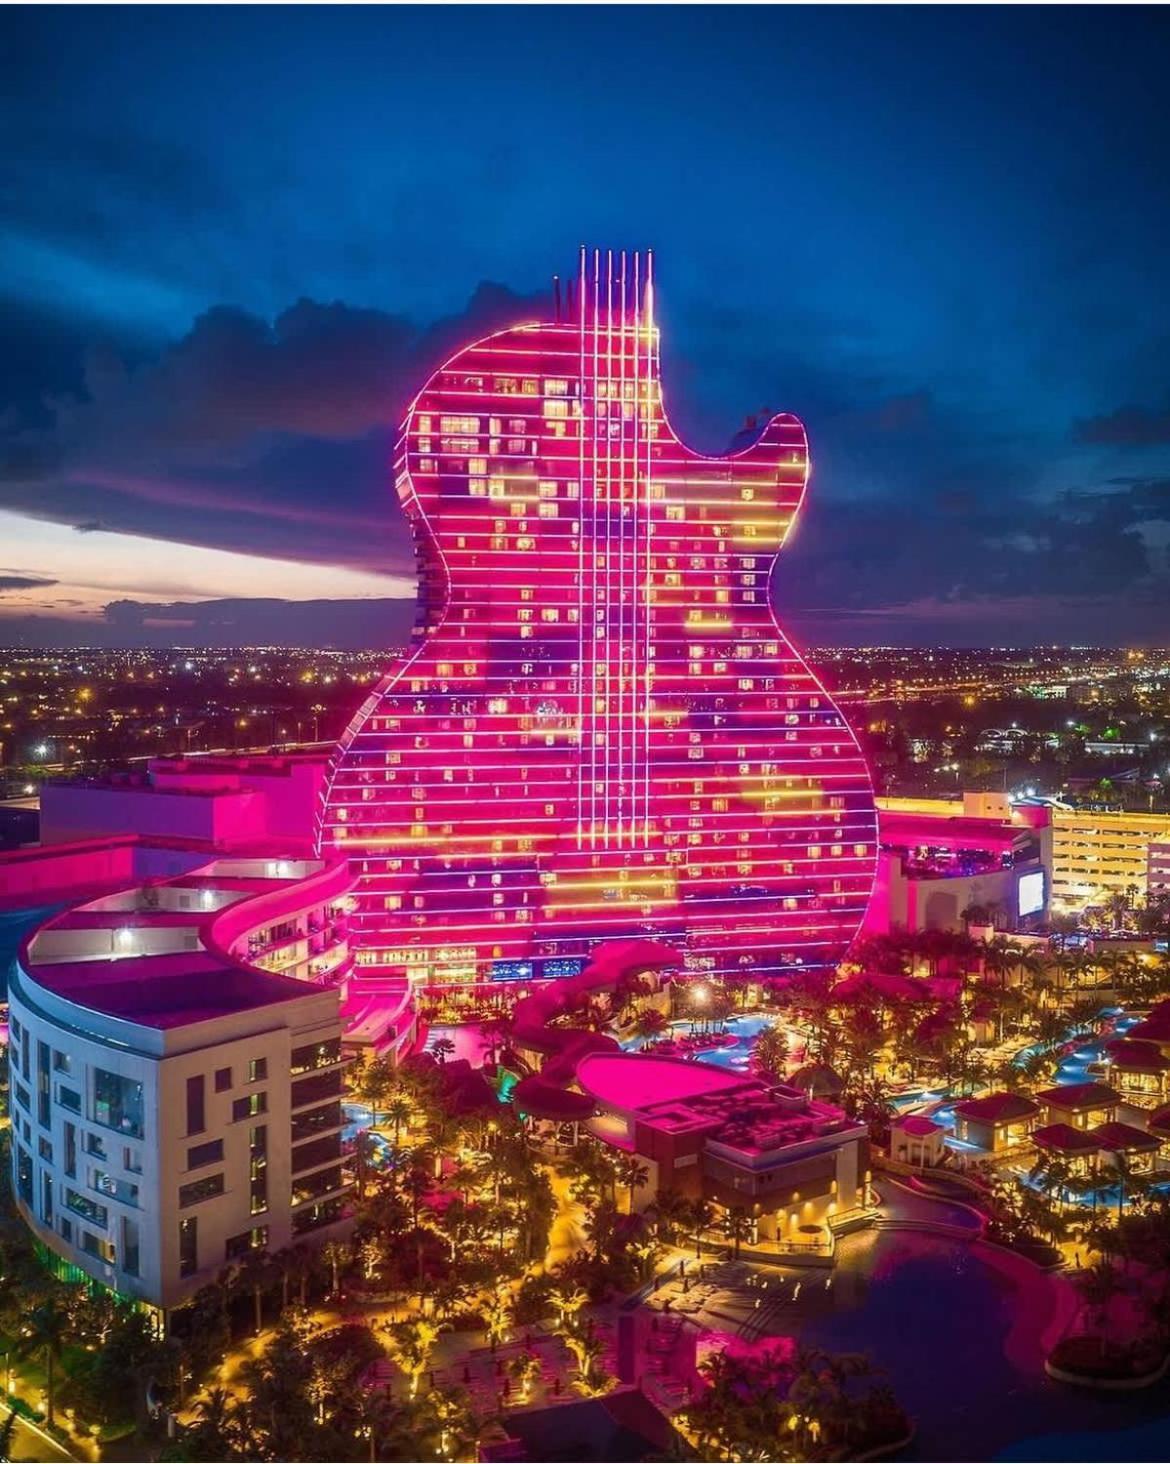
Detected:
[
  {"left": 766, "top": 1231, "right": 1170, "bottom": 1461},
  {"left": 689, "top": 1014, "right": 773, "bottom": 1070}
]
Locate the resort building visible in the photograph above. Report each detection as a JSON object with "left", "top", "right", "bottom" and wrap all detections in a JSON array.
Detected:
[
  {"left": 7, "top": 854, "right": 355, "bottom": 1321},
  {"left": 573, "top": 1052, "right": 870, "bottom": 1244},
  {"left": 867, "top": 793, "right": 1051, "bottom": 935},
  {"left": 872, "top": 791, "right": 1170, "bottom": 917},
  {"left": 316, "top": 252, "right": 880, "bottom": 994},
  {"left": 1034, "top": 1081, "right": 1120, "bottom": 1130},
  {"left": 40, "top": 754, "right": 328, "bottom": 854},
  {"left": 1102, "top": 1040, "right": 1170, "bottom": 1108},
  {"left": 1049, "top": 807, "right": 1170, "bottom": 910},
  {"left": 1091, "top": 1122, "right": 1160, "bottom": 1179},
  {"left": 1145, "top": 1105, "right": 1170, "bottom": 1164},
  {"left": 1031, "top": 1123, "right": 1099, "bottom": 1180},
  {"left": 889, "top": 1114, "right": 946, "bottom": 1168},
  {"left": 951, "top": 1092, "right": 1039, "bottom": 1155}
]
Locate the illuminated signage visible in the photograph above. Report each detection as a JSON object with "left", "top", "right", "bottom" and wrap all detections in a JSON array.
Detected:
[{"left": 1018, "top": 870, "right": 1045, "bottom": 918}]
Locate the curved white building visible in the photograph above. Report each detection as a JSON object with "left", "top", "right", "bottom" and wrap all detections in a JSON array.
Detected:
[{"left": 7, "top": 854, "right": 356, "bottom": 1320}]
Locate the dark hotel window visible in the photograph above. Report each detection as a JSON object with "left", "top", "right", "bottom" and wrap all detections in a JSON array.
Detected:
[
  {"left": 179, "top": 1172, "right": 224, "bottom": 1208},
  {"left": 187, "top": 1139, "right": 224, "bottom": 1170},
  {"left": 232, "top": 1092, "right": 267, "bottom": 1122},
  {"left": 215, "top": 1067, "right": 232, "bottom": 1092},
  {"left": 186, "top": 1075, "right": 205, "bottom": 1136},
  {"left": 179, "top": 1217, "right": 197, "bottom": 1278},
  {"left": 93, "top": 1069, "right": 144, "bottom": 1137}
]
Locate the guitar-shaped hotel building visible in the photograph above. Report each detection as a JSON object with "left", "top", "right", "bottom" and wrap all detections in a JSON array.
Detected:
[{"left": 317, "top": 249, "right": 877, "bottom": 989}]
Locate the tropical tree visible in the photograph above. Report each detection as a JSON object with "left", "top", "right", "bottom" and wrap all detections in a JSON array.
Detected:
[
  {"left": 15, "top": 1295, "right": 69, "bottom": 1426},
  {"left": 234, "top": 1247, "right": 275, "bottom": 1336},
  {"left": 385, "top": 1096, "right": 413, "bottom": 1146},
  {"left": 480, "top": 1290, "right": 512, "bottom": 1352},
  {"left": 431, "top": 1036, "right": 456, "bottom": 1067},
  {"left": 388, "top": 1318, "right": 447, "bottom": 1397},
  {"left": 507, "top": 1349, "right": 542, "bottom": 1404},
  {"left": 322, "top": 1238, "right": 351, "bottom": 1298},
  {"left": 359, "top": 1057, "right": 394, "bottom": 1123},
  {"left": 722, "top": 1206, "right": 752, "bottom": 1259},
  {"left": 0, "top": 1407, "right": 19, "bottom": 1464},
  {"left": 752, "top": 1024, "right": 789, "bottom": 1083},
  {"left": 630, "top": 1008, "right": 669, "bottom": 1043},
  {"left": 563, "top": 1324, "right": 609, "bottom": 1396},
  {"left": 549, "top": 1280, "right": 589, "bottom": 1330},
  {"left": 686, "top": 1197, "right": 715, "bottom": 1258},
  {"left": 614, "top": 1154, "right": 649, "bottom": 1214},
  {"left": 180, "top": 1386, "right": 243, "bottom": 1461},
  {"left": 648, "top": 1188, "right": 691, "bottom": 1243}
]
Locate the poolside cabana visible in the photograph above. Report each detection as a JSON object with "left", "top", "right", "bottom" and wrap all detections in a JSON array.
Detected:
[
  {"left": 1034, "top": 1081, "right": 1120, "bottom": 1131},
  {"left": 1103, "top": 1040, "right": 1170, "bottom": 1107},
  {"left": 1090, "top": 1121, "right": 1161, "bottom": 1177},
  {"left": 1031, "top": 1122, "right": 1099, "bottom": 1179},
  {"left": 890, "top": 1113, "right": 946, "bottom": 1168},
  {"left": 1146, "top": 1103, "right": 1170, "bottom": 1166},
  {"left": 952, "top": 1091, "right": 1039, "bottom": 1155}
]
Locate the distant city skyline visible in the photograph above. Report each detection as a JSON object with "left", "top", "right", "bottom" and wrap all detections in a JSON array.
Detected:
[{"left": 3, "top": 6, "right": 1169, "bottom": 649}]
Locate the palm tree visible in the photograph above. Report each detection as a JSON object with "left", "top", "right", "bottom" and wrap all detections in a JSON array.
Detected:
[
  {"left": 426, "top": 1113, "right": 459, "bottom": 1179},
  {"left": 630, "top": 1008, "right": 669, "bottom": 1043},
  {"left": 615, "top": 1154, "right": 649, "bottom": 1214},
  {"left": 648, "top": 1188, "right": 690, "bottom": 1243},
  {"left": 752, "top": 1025, "right": 789, "bottom": 1083},
  {"left": 507, "top": 1349, "right": 541, "bottom": 1404},
  {"left": 187, "top": 1385, "right": 241, "bottom": 1458},
  {"left": 480, "top": 1290, "right": 511, "bottom": 1352},
  {"left": 234, "top": 1247, "right": 274, "bottom": 1336},
  {"left": 389, "top": 1317, "right": 447, "bottom": 1397},
  {"left": 322, "top": 1238, "right": 351, "bottom": 1298},
  {"left": 431, "top": 1036, "right": 456, "bottom": 1066},
  {"left": 550, "top": 1279, "right": 589, "bottom": 1330},
  {"left": 385, "top": 1095, "right": 412, "bottom": 1146},
  {"left": 564, "top": 1326, "right": 607, "bottom": 1395},
  {"left": 687, "top": 1198, "right": 715, "bottom": 1258},
  {"left": 285, "top": 1242, "right": 317, "bottom": 1308},
  {"left": 722, "top": 1206, "right": 752, "bottom": 1259},
  {"left": 360, "top": 1056, "right": 393, "bottom": 1123},
  {"left": 15, "top": 1296, "right": 68, "bottom": 1426},
  {"left": 0, "top": 1407, "right": 19, "bottom": 1464}
]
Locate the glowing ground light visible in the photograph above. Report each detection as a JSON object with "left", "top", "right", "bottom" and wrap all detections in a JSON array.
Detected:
[{"left": 317, "top": 248, "right": 877, "bottom": 990}]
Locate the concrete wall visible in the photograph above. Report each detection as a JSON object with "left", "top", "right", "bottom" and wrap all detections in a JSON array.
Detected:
[{"left": 40, "top": 782, "right": 266, "bottom": 849}]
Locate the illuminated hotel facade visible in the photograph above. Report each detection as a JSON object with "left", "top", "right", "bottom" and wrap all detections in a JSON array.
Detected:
[{"left": 318, "top": 250, "right": 877, "bottom": 990}]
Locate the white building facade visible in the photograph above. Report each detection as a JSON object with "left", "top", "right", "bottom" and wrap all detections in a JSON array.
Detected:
[{"left": 7, "top": 856, "right": 355, "bottom": 1321}]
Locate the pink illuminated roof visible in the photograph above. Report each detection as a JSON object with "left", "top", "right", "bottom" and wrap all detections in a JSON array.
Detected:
[{"left": 576, "top": 1052, "right": 742, "bottom": 1112}]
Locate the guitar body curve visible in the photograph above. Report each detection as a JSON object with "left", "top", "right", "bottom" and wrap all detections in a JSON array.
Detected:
[{"left": 318, "top": 250, "right": 877, "bottom": 990}]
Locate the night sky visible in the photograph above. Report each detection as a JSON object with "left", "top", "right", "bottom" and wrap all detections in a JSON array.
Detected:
[{"left": 2, "top": 5, "right": 1169, "bottom": 649}]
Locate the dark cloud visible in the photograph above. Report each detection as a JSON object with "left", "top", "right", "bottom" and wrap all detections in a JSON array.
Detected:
[
  {"left": 0, "top": 596, "right": 416, "bottom": 649},
  {"left": 1074, "top": 403, "right": 1170, "bottom": 446},
  {"left": 2, "top": 0, "right": 1169, "bottom": 645},
  {"left": 0, "top": 282, "right": 548, "bottom": 577},
  {"left": 0, "top": 573, "right": 57, "bottom": 592}
]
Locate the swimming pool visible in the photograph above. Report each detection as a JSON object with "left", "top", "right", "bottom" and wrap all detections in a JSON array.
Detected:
[{"left": 752, "top": 1231, "right": 1170, "bottom": 1461}]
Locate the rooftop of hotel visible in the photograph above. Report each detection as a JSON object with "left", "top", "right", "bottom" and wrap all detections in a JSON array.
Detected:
[
  {"left": 576, "top": 1053, "right": 858, "bottom": 1157},
  {"left": 1032, "top": 1122, "right": 1100, "bottom": 1155},
  {"left": 953, "top": 1091, "right": 1040, "bottom": 1124},
  {"left": 18, "top": 855, "right": 349, "bottom": 1032},
  {"left": 1104, "top": 1039, "right": 1170, "bottom": 1073},
  {"left": 1035, "top": 1081, "right": 1120, "bottom": 1111},
  {"left": 1090, "top": 1121, "right": 1161, "bottom": 1154}
]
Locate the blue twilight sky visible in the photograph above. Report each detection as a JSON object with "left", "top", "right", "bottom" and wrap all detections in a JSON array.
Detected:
[{"left": 1, "top": 4, "right": 1169, "bottom": 648}]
